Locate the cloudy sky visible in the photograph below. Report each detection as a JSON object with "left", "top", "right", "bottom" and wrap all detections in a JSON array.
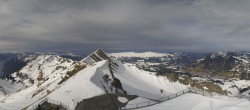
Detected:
[{"left": 0, "top": 0, "right": 250, "bottom": 52}]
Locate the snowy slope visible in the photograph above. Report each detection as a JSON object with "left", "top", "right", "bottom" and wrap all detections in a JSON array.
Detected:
[
  {"left": 11, "top": 55, "right": 79, "bottom": 87},
  {"left": 114, "top": 63, "right": 186, "bottom": 99},
  {"left": 109, "top": 52, "right": 170, "bottom": 58},
  {"left": 47, "top": 61, "right": 108, "bottom": 109},
  {"left": 0, "top": 79, "right": 21, "bottom": 100},
  {"left": 139, "top": 93, "right": 250, "bottom": 110},
  {"left": 0, "top": 49, "right": 187, "bottom": 110},
  {"left": 0, "top": 55, "right": 84, "bottom": 109},
  {"left": 47, "top": 50, "right": 187, "bottom": 109},
  {"left": 47, "top": 60, "right": 187, "bottom": 109}
]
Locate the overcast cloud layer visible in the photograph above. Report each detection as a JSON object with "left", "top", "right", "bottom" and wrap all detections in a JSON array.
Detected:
[{"left": 0, "top": 0, "right": 250, "bottom": 52}]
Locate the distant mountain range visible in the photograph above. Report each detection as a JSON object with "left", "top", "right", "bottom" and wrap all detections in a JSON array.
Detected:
[
  {"left": 1, "top": 50, "right": 250, "bottom": 109},
  {"left": 110, "top": 51, "right": 250, "bottom": 80},
  {"left": 185, "top": 51, "right": 250, "bottom": 79},
  {"left": 0, "top": 53, "right": 29, "bottom": 78},
  {"left": 1, "top": 51, "right": 250, "bottom": 80},
  {"left": 0, "top": 49, "right": 186, "bottom": 109}
]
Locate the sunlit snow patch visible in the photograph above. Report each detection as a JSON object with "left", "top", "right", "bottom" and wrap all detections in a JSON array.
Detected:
[{"left": 118, "top": 96, "right": 128, "bottom": 103}]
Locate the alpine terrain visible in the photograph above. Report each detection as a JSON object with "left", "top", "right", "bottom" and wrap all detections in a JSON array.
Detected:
[{"left": 0, "top": 50, "right": 250, "bottom": 110}]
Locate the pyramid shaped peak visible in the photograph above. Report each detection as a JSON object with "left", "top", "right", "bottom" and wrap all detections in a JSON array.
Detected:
[
  {"left": 94, "top": 49, "right": 109, "bottom": 59},
  {"left": 83, "top": 49, "right": 110, "bottom": 64},
  {"left": 95, "top": 48, "right": 103, "bottom": 51},
  {"left": 95, "top": 48, "right": 106, "bottom": 53}
]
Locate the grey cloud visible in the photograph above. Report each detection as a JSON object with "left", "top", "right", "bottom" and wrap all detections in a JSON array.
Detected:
[{"left": 0, "top": 0, "right": 250, "bottom": 52}]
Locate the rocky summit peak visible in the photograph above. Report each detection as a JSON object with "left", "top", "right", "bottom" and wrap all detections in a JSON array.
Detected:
[{"left": 83, "top": 49, "right": 116, "bottom": 65}]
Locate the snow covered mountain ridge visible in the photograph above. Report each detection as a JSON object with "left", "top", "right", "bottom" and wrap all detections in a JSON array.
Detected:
[
  {"left": 9, "top": 54, "right": 84, "bottom": 87},
  {"left": 110, "top": 51, "right": 250, "bottom": 79},
  {"left": 110, "top": 51, "right": 250, "bottom": 97},
  {"left": 0, "top": 49, "right": 187, "bottom": 110},
  {"left": 1, "top": 50, "right": 250, "bottom": 110},
  {"left": 109, "top": 52, "right": 173, "bottom": 58},
  {"left": 185, "top": 51, "right": 250, "bottom": 79}
]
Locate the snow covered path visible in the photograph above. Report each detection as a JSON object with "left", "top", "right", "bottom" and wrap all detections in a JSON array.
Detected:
[
  {"left": 139, "top": 93, "right": 250, "bottom": 110},
  {"left": 122, "top": 88, "right": 190, "bottom": 110}
]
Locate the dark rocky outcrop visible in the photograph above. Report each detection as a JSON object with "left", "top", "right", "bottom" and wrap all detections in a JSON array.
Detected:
[{"left": 75, "top": 94, "right": 137, "bottom": 110}]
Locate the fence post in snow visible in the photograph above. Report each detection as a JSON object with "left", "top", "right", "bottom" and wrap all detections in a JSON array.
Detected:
[{"left": 160, "top": 89, "right": 163, "bottom": 101}]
